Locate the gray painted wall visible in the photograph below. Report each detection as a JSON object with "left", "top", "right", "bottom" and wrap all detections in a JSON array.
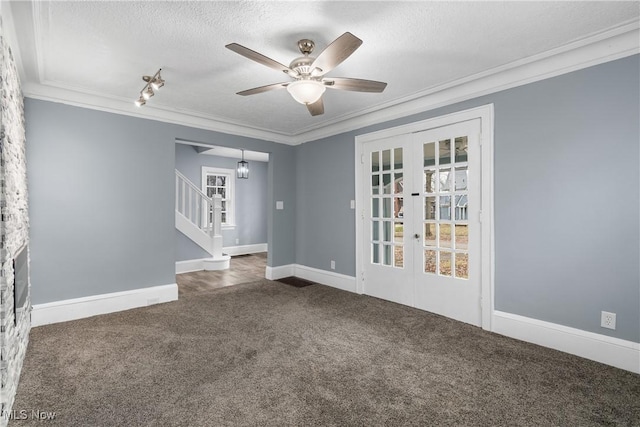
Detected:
[
  {"left": 26, "top": 101, "right": 175, "bottom": 304},
  {"left": 174, "top": 143, "right": 268, "bottom": 261},
  {"left": 25, "top": 100, "right": 296, "bottom": 304},
  {"left": 296, "top": 136, "right": 357, "bottom": 274},
  {"left": 176, "top": 231, "right": 210, "bottom": 261},
  {"left": 24, "top": 54, "right": 638, "bottom": 343},
  {"left": 295, "top": 54, "right": 639, "bottom": 342}
]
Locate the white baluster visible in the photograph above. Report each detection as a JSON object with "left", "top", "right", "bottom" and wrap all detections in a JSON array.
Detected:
[
  {"left": 196, "top": 196, "right": 201, "bottom": 230},
  {"left": 207, "top": 202, "right": 210, "bottom": 231},
  {"left": 213, "top": 195, "right": 222, "bottom": 237},
  {"left": 181, "top": 180, "right": 186, "bottom": 216},
  {"left": 187, "top": 186, "right": 192, "bottom": 222}
]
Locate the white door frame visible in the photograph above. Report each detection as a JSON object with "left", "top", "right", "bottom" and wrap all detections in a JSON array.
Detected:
[{"left": 355, "top": 104, "right": 494, "bottom": 331}]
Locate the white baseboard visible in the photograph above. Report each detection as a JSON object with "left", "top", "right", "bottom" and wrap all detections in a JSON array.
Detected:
[
  {"left": 223, "top": 243, "right": 267, "bottom": 256},
  {"left": 293, "top": 264, "right": 357, "bottom": 293},
  {"left": 265, "top": 264, "right": 294, "bottom": 280},
  {"left": 31, "top": 284, "right": 179, "bottom": 327},
  {"left": 176, "top": 258, "right": 206, "bottom": 274},
  {"left": 492, "top": 310, "right": 640, "bottom": 374},
  {"left": 264, "top": 263, "right": 357, "bottom": 292}
]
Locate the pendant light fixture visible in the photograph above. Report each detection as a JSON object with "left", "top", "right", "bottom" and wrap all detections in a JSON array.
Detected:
[{"left": 237, "top": 149, "right": 249, "bottom": 179}]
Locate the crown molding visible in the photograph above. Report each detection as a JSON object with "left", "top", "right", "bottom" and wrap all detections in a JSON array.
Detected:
[
  {"left": 23, "top": 82, "right": 299, "bottom": 145},
  {"left": 1, "top": 2, "right": 26, "bottom": 83},
  {"left": 13, "top": 6, "right": 640, "bottom": 147},
  {"left": 294, "top": 20, "right": 640, "bottom": 143}
]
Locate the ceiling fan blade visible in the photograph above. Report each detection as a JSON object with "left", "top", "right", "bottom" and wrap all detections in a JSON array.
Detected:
[
  {"left": 324, "top": 77, "right": 387, "bottom": 93},
  {"left": 237, "top": 82, "right": 289, "bottom": 96},
  {"left": 311, "top": 32, "right": 362, "bottom": 75},
  {"left": 306, "top": 97, "right": 324, "bottom": 116},
  {"left": 226, "top": 43, "right": 297, "bottom": 77}
]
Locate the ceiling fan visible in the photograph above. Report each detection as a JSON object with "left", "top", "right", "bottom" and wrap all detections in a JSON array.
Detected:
[{"left": 225, "top": 32, "right": 387, "bottom": 116}]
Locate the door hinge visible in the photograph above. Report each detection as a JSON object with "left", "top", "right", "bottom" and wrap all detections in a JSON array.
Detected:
[
  {"left": 361, "top": 154, "right": 365, "bottom": 164},
  {"left": 361, "top": 271, "right": 365, "bottom": 281},
  {"left": 479, "top": 210, "right": 483, "bottom": 223}
]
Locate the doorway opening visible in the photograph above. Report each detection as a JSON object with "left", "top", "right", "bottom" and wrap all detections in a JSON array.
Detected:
[{"left": 174, "top": 140, "right": 270, "bottom": 276}]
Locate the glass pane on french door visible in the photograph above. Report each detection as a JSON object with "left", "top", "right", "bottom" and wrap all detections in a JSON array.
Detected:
[
  {"left": 421, "top": 136, "right": 469, "bottom": 279},
  {"left": 370, "top": 148, "right": 404, "bottom": 268}
]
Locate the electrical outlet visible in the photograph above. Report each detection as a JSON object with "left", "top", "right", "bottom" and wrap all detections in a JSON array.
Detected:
[
  {"left": 330, "top": 260, "right": 336, "bottom": 270},
  {"left": 235, "top": 238, "right": 239, "bottom": 244},
  {"left": 601, "top": 311, "right": 616, "bottom": 330}
]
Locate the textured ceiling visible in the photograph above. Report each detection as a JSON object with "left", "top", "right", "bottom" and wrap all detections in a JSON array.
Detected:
[{"left": 7, "top": 1, "right": 640, "bottom": 141}]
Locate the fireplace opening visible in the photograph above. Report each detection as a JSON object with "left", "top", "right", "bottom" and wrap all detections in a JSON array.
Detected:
[{"left": 13, "top": 244, "right": 28, "bottom": 325}]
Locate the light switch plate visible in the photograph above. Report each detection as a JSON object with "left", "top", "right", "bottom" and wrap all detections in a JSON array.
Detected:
[{"left": 276, "top": 201, "right": 284, "bottom": 210}]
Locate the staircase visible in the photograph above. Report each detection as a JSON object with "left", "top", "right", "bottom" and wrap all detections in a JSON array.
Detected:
[{"left": 175, "top": 169, "right": 230, "bottom": 270}]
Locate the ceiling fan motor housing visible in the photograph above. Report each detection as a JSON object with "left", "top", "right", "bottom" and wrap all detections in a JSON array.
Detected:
[
  {"left": 289, "top": 55, "right": 318, "bottom": 78},
  {"left": 297, "top": 39, "right": 315, "bottom": 54},
  {"left": 289, "top": 39, "right": 322, "bottom": 77}
]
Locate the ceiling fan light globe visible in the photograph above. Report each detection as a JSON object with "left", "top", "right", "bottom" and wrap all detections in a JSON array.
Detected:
[{"left": 287, "top": 80, "right": 325, "bottom": 105}]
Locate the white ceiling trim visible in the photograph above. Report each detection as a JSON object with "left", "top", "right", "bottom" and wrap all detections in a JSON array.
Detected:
[
  {"left": 16, "top": 13, "right": 639, "bottom": 146},
  {"left": 31, "top": 0, "right": 46, "bottom": 83},
  {"left": 22, "top": 81, "right": 299, "bottom": 145},
  {"left": 201, "top": 147, "right": 269, "bottom": 163},
  {"left": 295, "top": 20, "right": 640, "bottom": 143},
  {"left": 1, "top": 2, "right": 25, "bottom": 81},
  {"left": 175, "top": 139, "right": 269, "bottom": 162}
]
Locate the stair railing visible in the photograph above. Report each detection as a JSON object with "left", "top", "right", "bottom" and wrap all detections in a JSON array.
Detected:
[{"left": 175, "top": 169, "right": 221, "bottom": 238}]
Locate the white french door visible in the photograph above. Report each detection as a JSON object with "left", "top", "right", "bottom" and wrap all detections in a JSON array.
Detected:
[
  {"left": 362, "top": 119, "right": 482, "bottom": 326},
  {"left": 363, "top": 135, "right": 414, "bottom": 306}
]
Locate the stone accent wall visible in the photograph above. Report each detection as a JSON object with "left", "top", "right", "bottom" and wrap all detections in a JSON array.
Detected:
[{"left": 0, "top": 15, "right": 30, "bottom": 424}]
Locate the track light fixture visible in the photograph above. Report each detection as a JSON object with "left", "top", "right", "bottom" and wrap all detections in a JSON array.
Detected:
[
  {"left": 134, "top": 68, "right": 164, "bottom": 107},
  {"left": 142, "top": 85, "right": 154, "bottom": 100}
]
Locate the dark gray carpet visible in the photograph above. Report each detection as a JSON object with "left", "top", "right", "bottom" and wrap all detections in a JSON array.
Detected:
[{"left": 11, "top": 281, "right": 640, "bottom": 426}]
